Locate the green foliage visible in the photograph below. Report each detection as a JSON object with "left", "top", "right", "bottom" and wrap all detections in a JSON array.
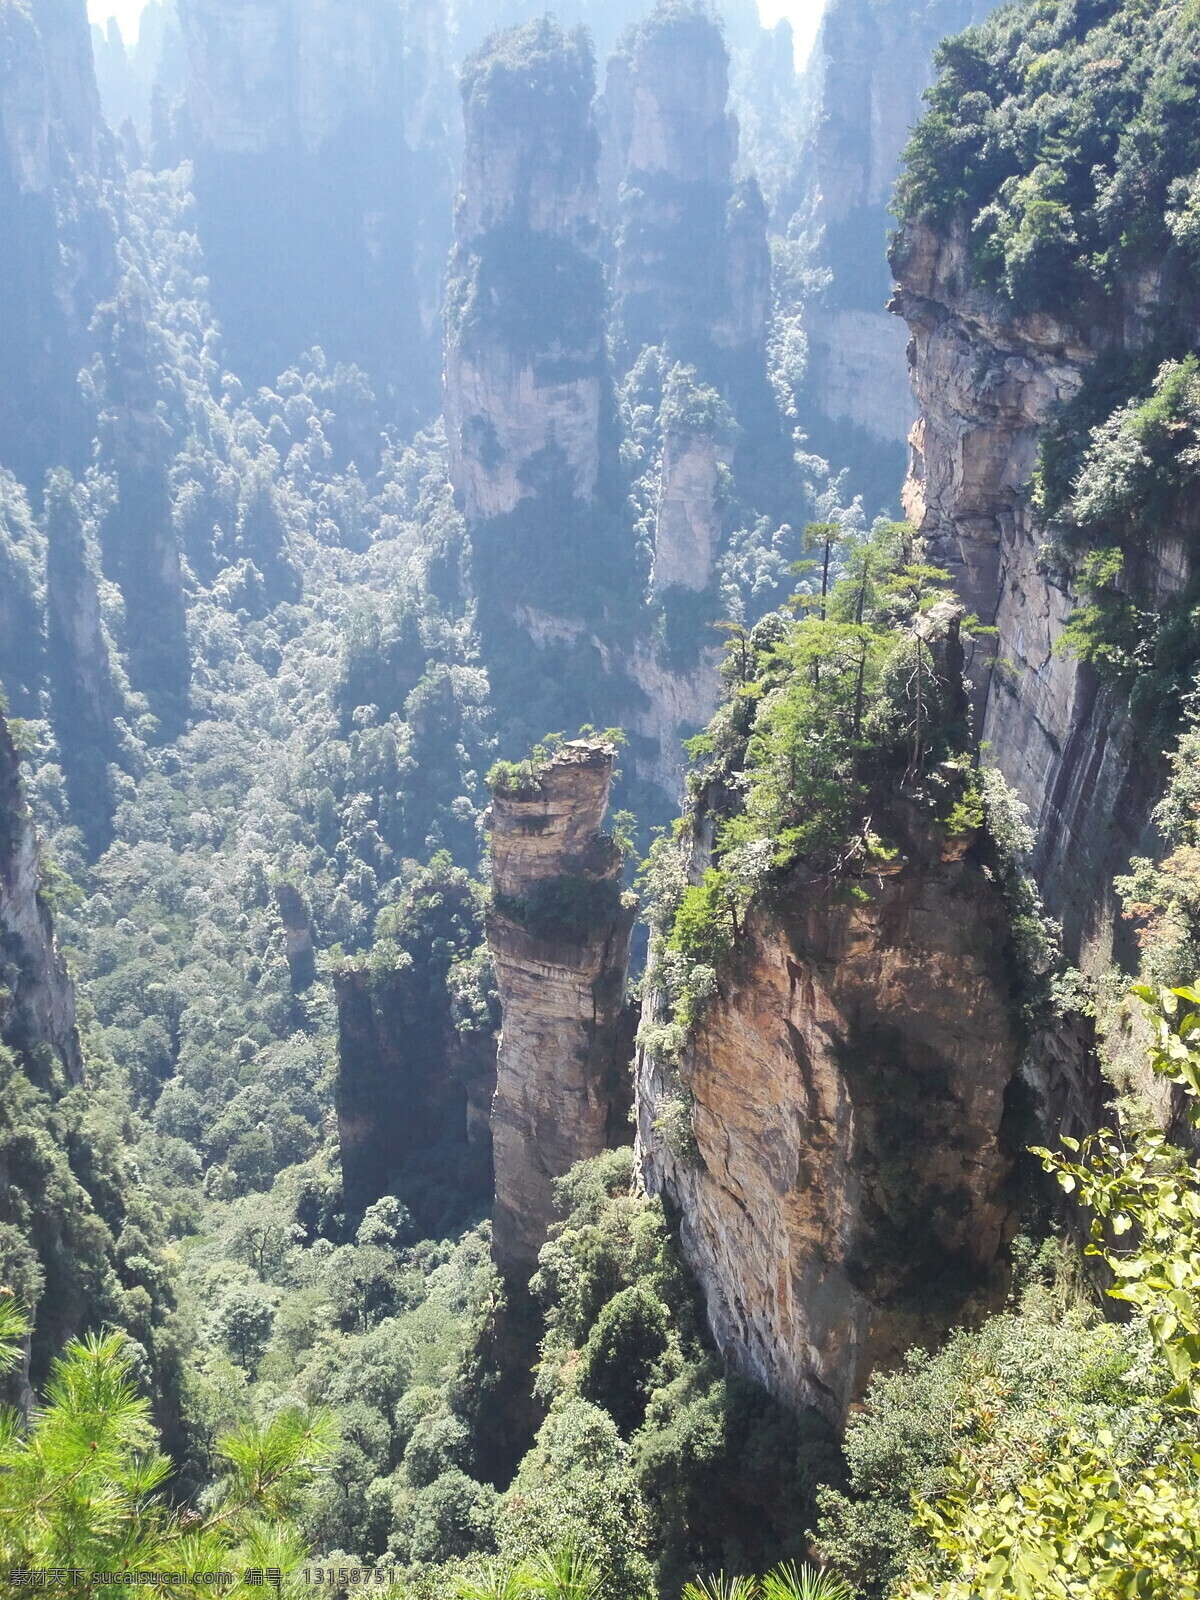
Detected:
[
  {"left": 0, "top": 1307, "right": 331, "bottom": 1594},
  {"left": 897, "top": 0, "right": 1200, "bottom": 313},
  {"left": 525, "top": 1153, "right": 842, "bottom": 1595},
  {"left": 577, "top": 1284, "right": 670, "bottom": 1436},
  {"left": 487, "top": 732, "right": 624, "bottom": 799},
  {"left": 967, "top": 766, "right": 1077, "bottom": 1028},
  {"left": 1037, "top": 357, "right": 1200, "bottom": 736},
  {"left": 450, "top": 226, "right": 605, "bottom": 375},
  {"left": 815, "top": 1265, "right": 1149, "bottom": 1598},
  {"left": 1056, "top": 546, "right": 1151, "bottom": 682},
  {"left": 715, "top": 526, "right": 969, "bottom": 870},
  {"left": 884, "top": 984, "right": 1200, "bottom": 1597},
  {"left": 659, "top": 365, "right": 739, "bottom": 445},
  {"left": 641, "top": 522, "right": 978, "bottom": 1053},
  {"left": 451, "top": 1540, "right": 603, "bottom": 1600},
  {"left": 685, "top": 1568, "right": 852, "bottom": 1600},
  {"left": 1117, "top": 692, "right": 1200, "bottom": 983},
  {"left": 0, "top": 469, "right": 47, "bottom": 718},
  {"left": 497, "top": 1400, "right": 654, "bottom": 1600},
  {"left": 670, "top": 869, "right": 742, "bottom": 968}
]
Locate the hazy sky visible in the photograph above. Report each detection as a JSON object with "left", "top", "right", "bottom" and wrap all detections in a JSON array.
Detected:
[{"left": 88, "top": 0, "right": 828, "bottom": 63}]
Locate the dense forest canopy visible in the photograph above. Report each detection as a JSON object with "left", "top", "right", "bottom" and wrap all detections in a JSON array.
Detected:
[{"left": 1, "top": 0, "right": 1199, "bottom": 1594}]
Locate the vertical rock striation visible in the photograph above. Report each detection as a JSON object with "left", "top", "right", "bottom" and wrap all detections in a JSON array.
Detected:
[
  {"left": 796, "top": 0, "right": 992, "bottom": 508},
  {"left": 651, "top": 426, "right": 732, "bottom": 595},
  {"left": 637, "top": 800, "right": 1021, "bottom": 1422},
  {"left": 0, "top": 714, "right": 84, "bottom": 1089},
  {"left": 0, "top": 0, "right": 115, "bottom": 490},
  {"left": 177, "top": 0, "right": 454, "bottom": 414},
  {"left": 890, "top": 218, "right": 1184, "bottom": 965},
  {"left": 605, "top": 5, "right": 767, "bottom": 371},
  {"left": 445, "top": 18, "right": 608, "bottom": 527},
  {"left": 487, "top": 742, "right": 637, "bottom": 1277}
]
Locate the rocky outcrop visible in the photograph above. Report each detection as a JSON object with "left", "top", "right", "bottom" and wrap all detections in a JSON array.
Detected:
[
  {"left": 177, "top": 0, "right": 453, "bottom": 410},
  {"left": 0, "top": 715, "right": 84, "bottom": 1089},
  {"left": 605, "top": 6, "right": 768, "bottom": 370},
  {"left": 44, "top": 472, "right": 122, "bottom": 855},
  {"left": 637, "top": 799, "right": 1021, "bottom": 1423},
  {"left": 0, "top": 0, "right": 115, "bottom": 489},
  {"left": 796, "top": 0, "right": 992, "bottom": 507},
  {"left": 274, "top": 881, "right": 316, "bottom": 991},
  {"left": 889, "top": 217, "right": 1178, "bottom": 964},
  {"left": 487, "top": 742, "right": 637, "bottom": 1277},
  {"left": 445, "top": 18, "right": 608, "bottom": 525},
  {"left": 652, "top": 427, "right": 730, "bottom": 594}
]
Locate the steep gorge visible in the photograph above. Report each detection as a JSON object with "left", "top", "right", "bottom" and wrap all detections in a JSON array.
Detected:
[{"left": 4, "top": 0, "right": 1199, "bottom": 1582}]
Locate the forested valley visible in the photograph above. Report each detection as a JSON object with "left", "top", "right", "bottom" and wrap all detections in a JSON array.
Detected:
[{"left": 1, "top": 0, "right": 1200, "bottom": 1595}]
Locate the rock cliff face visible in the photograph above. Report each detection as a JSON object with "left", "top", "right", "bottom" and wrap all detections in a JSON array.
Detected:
[
  {"left": 0, "top": 714, "right": 84, "bottom": 1090},
  {"left": 445, "top": 19, "right": 607, "bottom": 526},
  {"left": 0, "top": 473, "right": 46, "bottom": 717},
  {"left": 606, "top": 7, "right": 769, "bottom": 373},
  {"left": 487, "top": 742, "right": 637, "bottom": 1277},
  {"left": 44, "top": 473, "right": 122, "bottom": 854},
  {"left": 890, "top": 218, "right": 1179, "bottom": 964},
  {"left": 652, "top": 427, "right": 731, "bottom": 595},
  {"left": 637, "top": 800, "right": 1021, "bottom": 1422},
  {"left": 797, "top": 0, "right": 992, "bottom": 509},
  {"left": 0, "top": 0, "right": 115, "bottom": 490},
  {"left": 177, "top": 0, "right": 453, "bottom": 410}
]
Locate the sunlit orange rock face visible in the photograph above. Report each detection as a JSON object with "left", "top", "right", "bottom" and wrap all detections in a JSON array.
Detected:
[
  {"left": 487, "top": 742, "right": 636, "bottom": 1278},
  {"left": 637, "top": 802, "right": 1022, "bottom": 1423}
]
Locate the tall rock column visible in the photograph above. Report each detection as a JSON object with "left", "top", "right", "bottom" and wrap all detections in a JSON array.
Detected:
[
  {"left": 0, "top": 0, "right": 115, "bottom": 490},
  {"left": 445, "top": 19, "right": 611, "bottom": 536},
  {"left": 444, "top": 20, "right": 646, "bottom": 774},
  {"left": 0, "top": 714, "right": 84, "bottom": 1089},
  {"left": 605, "top": 3, "right": 767, "bottom": 372},
  {"left": 486, "top": 741, "right": 637, "bottom": 1278},
  {"left": 794, "top": 0, "right": 992, "bottom": 509},
  {"left": 94, "top": 276, "right": 190, "bottom": 736},
  {"left": 44, "top": 471, "right": 122, "bottom": 855}
]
